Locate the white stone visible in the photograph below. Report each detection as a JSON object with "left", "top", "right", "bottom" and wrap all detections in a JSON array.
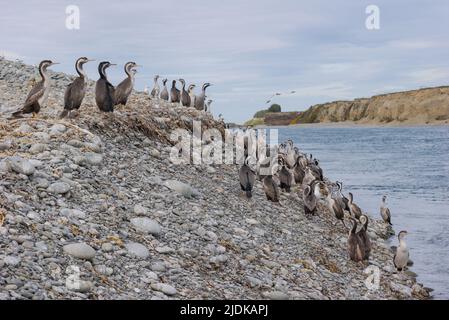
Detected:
[
  {"left": 130, "top": 217, "right": 161, "bottom": 236},
  {"left": 63, "top": 243, "right": 96, "bottom": 260},
  {"left": 125, "top": 242, "right": 150, "bottom": 258}
]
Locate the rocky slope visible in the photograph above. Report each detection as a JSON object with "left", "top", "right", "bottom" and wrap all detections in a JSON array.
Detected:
[
  {"left": 0, "top": 58, "right": 430, "bottom": 300},
  {"left": 293, "top": 86, "right": 449, "bottom": 125}
]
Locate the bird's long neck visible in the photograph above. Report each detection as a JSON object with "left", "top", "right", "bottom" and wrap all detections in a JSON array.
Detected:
[
  {"left": 39, "top": 65, "right": 49, "bottom": 82},
  {"left": 99, "top": 65, "right": 107, "bottom": 80},
  {"left": 125, "top": 66, "right": 134, "bottom": 80},
  {"left": 76, "top": 61, "right": 86, "bottom": 79},
  {"left": 399, "top": 238, "right": 407, "bottom": 249}
]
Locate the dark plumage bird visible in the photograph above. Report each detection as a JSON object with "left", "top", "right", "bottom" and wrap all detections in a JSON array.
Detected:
[
  {"left": 239, "top": 157, "right": 256, "bottom": 198},
  {"left": 95, "top": 61, "right": 116, "bottom": 112},
  {"left": 60, "top": 57, "right": 93, "bottom": 119},
  {"left": 357, "top": 215, "right": 371, "bottom": 260},
  {"left": 309, "top": 159, "right": 323, "bottom": 181},
  {"left": 170, "top": 80, "right": 180, "bottom": 103},
  {"left": 303, "top": 185, "right": 317, "bottom": 216},
  {"left": 194, "top": 83, "right": 212, "bottom": 110},
  {"left": 336, "top": 181, "right": 350, "bottom": 211},
  {"left": 263, "top": 174, "right": 280, "bottom": 202},
  {"left": 114, "top": 61, "right": 138, "bottom": 106},
  {"left": 278, "top": 157, "right": 292, "bottom": 192},
  {"left": 347, "top": 218, "right": 364, "bottom": 262},
  {"left": 293, "top": 157, "right": 305, "bottom": 184},
  {"left": 326, "top": 191, "right": 345, "bottom": 226},
  {"left": 179, "top": 79, "right": 191, "bottom": 107},
  {"left": 348, "top": 192, "right": 362, "bottom": 219},
  {"left": 12, "top": 60, "right": 58, "bottom": 118},
  {"left": 160, "top": 79, "right": 169, "bottom": 101}
]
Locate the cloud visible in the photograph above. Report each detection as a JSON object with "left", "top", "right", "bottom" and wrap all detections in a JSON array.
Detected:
[
  {"left": 1, "top": 1, "right": 449, "bottom": 123},
  {"left": 0, "top": 50, "right": 23, "bottom": 60},
  {"left": 407, "top": 68, "right": 449, "bottom": 83}
]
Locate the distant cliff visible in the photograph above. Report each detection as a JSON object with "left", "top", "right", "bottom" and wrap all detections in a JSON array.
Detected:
[{"left": 292, "top": 86, "right": 449, "bottom": 125}]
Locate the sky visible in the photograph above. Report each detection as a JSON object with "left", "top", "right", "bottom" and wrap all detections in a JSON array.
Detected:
[{"left": 1, "top": 0, "right": 449, "bottom": 123}]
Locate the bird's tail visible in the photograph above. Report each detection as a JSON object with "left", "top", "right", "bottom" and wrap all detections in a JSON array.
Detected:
[
  {"left": 59, "top": 110, "right": 69, "bottom": 119},
  {"left": 11, "top": 110, "right": 23, "bottom": 118}
]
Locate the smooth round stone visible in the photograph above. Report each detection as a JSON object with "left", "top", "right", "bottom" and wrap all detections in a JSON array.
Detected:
[
  {"left": 60, "top": 208, "right": 86, "bottom": 219},
  {"left": 85, "top": 153, "right": 103, "bottom": 166},
  {"left": 133, "top": 204, "right": 148, "bottom": 215},
  {"left": 3, "top": 256, "right": 21, "bottom": 266},
  {"left": 125, "top": 242, "right": 150, "bottom": 259},
  {"left": 48, "top": 182, "right": 71, "bottom": 194},
  {"left": 130, "top": 217, "right": 161, "bottom": 236},
  {"left": 29, "top": 143, "right": 47, "bottom": 154},
  {"left": 101, "top": 243, "right": 113, "bottom": 252},
  {"left": 164, "top": 180, "right": 200, "bottom": 198},
  {"left": 151, "top": 283, "right": 177, "bottom": 296},
  {"left": 66, "top": 279, "right": 94, "bottom": 293},
  {"left": 9, "top": 157, "right": 35, "bottom": 176},
  {"left": 150, "top": 262, "right": 166, "bottom": 272},
  {"left": 263, "top": 291, "right": 289, "bottom": 300},
  {"left": 63, "top": 243, "right": 96, "bottom": 260}
]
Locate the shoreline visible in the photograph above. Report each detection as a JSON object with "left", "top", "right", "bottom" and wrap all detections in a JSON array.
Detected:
[{"left": 251, "top": 121, "right": 449, "bottom": 129}]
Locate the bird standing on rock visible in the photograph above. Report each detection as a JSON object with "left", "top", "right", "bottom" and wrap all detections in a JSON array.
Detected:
[
  {"left": 179, "top": 79, "right": 191, "bottom": 107},
  {"left": 160, "top": 79, "right": 169, "bottom": 101},
  {"left": 115, "top": 61, "right": 139, "bottom": 106},
  {"left": 348, "top": 192, "right": 362, "bottom": 220},
  {"left": 278, "top": 156, "right": 293, "bottom": 192},
  {"left": 188, "top": 85, "right": 197, "bottom": 108},
  {"left": 357, "top": 215, "right": 371, "bottom": 260},
  {"left": 347, "top": 218, "right": 364, "bottom": 262},
  {"left": 170, "top": 80, "right": 180, "bottom": 103},
  {"left": 205, "top": 99, "right": 213, "bottom": 113},
  {"left": 380, "top": 195, "right": 393, "bottom": 225},
  {"left": 151, "top": 75, "right": 160, "bottom": 99},
  {"left": 61, "top": 57, "right": 94, "bottom": 119},
  {"left": 239, "top": 157, "right": 256, "bottom": 198},
  {"left": 336, "top": 181, "right": 350, "bottom": 211},
  {"left": 325, "top": 190, "right": 345, "bottom": 226},
  {"left": 394, "top": 231, "right": 409, "bottom": 271},
  {"left": 194, "top": 83, "right": 212, "bottom": 111},
  {"left": 95, "top": 61, "right": 116, "bottom": 112},
  {"left": 303, "top": 184, "right": 317, "bottom": 216},
  {"left": 12, "top": 60, "right": 59, "bottom": 118},
  {"left": 263, "top": 164, "right": 280, "bottom": 202}
]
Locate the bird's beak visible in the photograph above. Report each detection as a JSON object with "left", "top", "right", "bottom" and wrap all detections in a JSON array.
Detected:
[
  {"left": 87, "top": 59, "right": 96, "bottom": 62},
  {"left": 135, "top": 64, "right": 142, "bottom": 67},
  {"left": 110, "top": 64, "right": 117, "bottom": 66},
  {"left": 51, "top": 62, "right": 60, "bottom": 65}
]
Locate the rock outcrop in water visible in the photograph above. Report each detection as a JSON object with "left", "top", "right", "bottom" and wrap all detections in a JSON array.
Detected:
[
  {"left": 0, "top": 58, "right": 431, "bottom": 300},
  {"left": 293, "top": 86, "right": 449, "bottom": 125}
]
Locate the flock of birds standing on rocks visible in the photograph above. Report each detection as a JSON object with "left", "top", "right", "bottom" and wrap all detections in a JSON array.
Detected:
[
  {"left": 4, "top": 57, "right": 410, "bottom": 274},
  {"left": 238, "top": 139, "right": 410, "bottom": 270},
  {"left": 9, "top": 58, "right": 214, "bottom": 119}
]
